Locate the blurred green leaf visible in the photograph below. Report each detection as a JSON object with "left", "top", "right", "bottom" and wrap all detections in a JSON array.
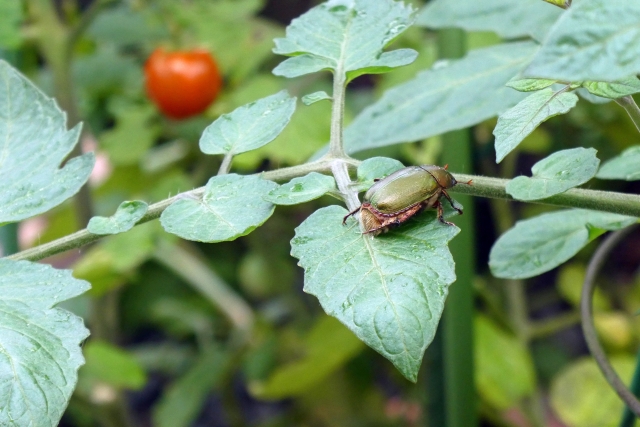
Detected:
[
  {"left": 291, "top": 205, "right": 460, "bottom": 381},
  {"left": 74, "top": 47, "right": 143, "bottom": 99},
  {"left": 0, "top": 1, "right": 23, "bottom": 49},
  {"left": 251, "top": 317, "right": 364, "bottom": 399},
  {"left": 161, "top": 175, "right": 277, "bottom": 242},
  {"left": 475, "top": 315, "right": 535, "bottom": 410},
  {"left": 169, "top": 0, "right": 278, "bottom": 80},
  {"left": 81, "top": 341, "right": 146, "bottom": 390},
  {"left": 506, "top": 77, "right": 556, "bottom": 92},
  {"left": 596, "top": 146, "right": 640, "bottom": 181},
  {"left": 153, "top": 346, "right": 232, "bottom": 427},
  {"left": 0, "top": 259, "right": 90, "bottom": 427},
  {"left": 87, "top": 201, "right": 148, "bottom": 235},
  {"left": 506, "top": 148, "right": 600, "bottom": 201},
  {"left": 264, "top": 173, "right": 336, "bottom": 205},
  {"left": 417, "top": 0, "right": 561, "bottom": 42},
  {"left": 273, "top": 0, "right": 417, "bottom": 81},
  {"left": 489, "top": 209, "right": 637, "bottom": 279},
  {"left": 582, "top": 77, "right": 640, "bottom": 99},
  {"left": 199, "top": 91, "right": 296, "bottom": 156},
  {"left": 494, "top": 88, "right": 578, "bottom": 163},
  {"left": 344, "top": 42, "right": 537, "bottom": 154},
  {"left": 100, "top": 100, "right": 160, "bottom": 166},
  {"left": 526, "top": 0, "right": 640, "bottom": 82},
  {"left": 302, "top": 91, "right": 332, "bottom": 106},
  {"left": 0, "top": 60, "right": 95, "bottom": 224},
  {"left": 557, "top": 263, "right": 610, "bottom": 311},
  {"left": 74, "top": 222, "right": 166, "bottom": 296},
  {"left": 88, "top": 5, "right": 168, "bottom": 45},
  {"left": 551, "top": 356, "right": 636, "bottom": 427}
]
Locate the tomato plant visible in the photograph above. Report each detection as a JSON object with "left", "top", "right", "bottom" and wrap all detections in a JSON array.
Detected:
[{"left": 144, "top": 48, "right": 223, "bottom": 119}]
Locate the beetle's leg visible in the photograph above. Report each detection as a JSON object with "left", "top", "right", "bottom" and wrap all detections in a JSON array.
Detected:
[
  {"left": 342, "top": 206, "right": 362, "bottom": 225},
  {"left": 441, "top": 189, "right": 463, "bottom": 215},
  {"left": 435, "top": 201, "right": 455, "bottom": 226}
]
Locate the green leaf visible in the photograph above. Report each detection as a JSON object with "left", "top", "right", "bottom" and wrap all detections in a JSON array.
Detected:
[
  {"left": 506, "top": 77, "right": 557, "bottom": 92},
  {"left": 264, "top": 173, "right": 336, "bottom": 205},
  {"left": 160, "top": 174, "right": 277, "bottom": 242},
  {"left": 0, "top": 259, "right": 90, "bottom": 426},
  {"left": 357, "top": 157, "right": 405, "bottom": 182},
  {"left": 489, "top": 209, "right": 637, "bottom": 279},
  {"left": 199, "top": 91, "right": 296, "bottom": 156},
  {"left": 80, "top": 341, "right": 146, "bottom": 390},
  {"left": 551, "top": 356, "right": 636, "bottom": 427},
  {"left": 100, "top": 100, "right": 159, "bottom": 165},
  {"left": 88, "top": 5, "right": 168, "bottom": 45},
  {"left": 344, "top": 41, "right": 538, "bottom": 154},
  {"left": 87, "top": 201, "right": 149, "bottom": 235},
  {"left": 0, "top": 60, "right": 95, "bottom": 224},
  {"left": 301, "top": 91, "right": 332, "bottom": 106},
  {"left": 153, "top": 346, "right": 232, "bottom": 427},
  {"left": 525, "top": 0, "right": 640, "bottom": 82},
  {"left": 0, "top": 1, "right": 23, "bottom": 49},
  {"left": 250, "top": 317, "right": 364, "bottom": 399},
  {"left": 494, "top": 88, "right": 578, "bottom": 163},
  {"left": 596, "top": 146, "right": 640, "bottom": 181},
  {"left": 354, "top": 157, "right": 405, "bottom": 192},
  {"left": 475, "top": 315, "right": 535, "bottom": 410},
  {"left": 582, "top": 76, "right": 640, "bottom": 99},
  {"left": 291, "top": 205, "right": 460, "bottom": 381},
  {"left": 273, "top": 0, "right": 417, "bottom": 81},
  {"left": 417, "top": 0, "right": 561, "bottom": 42},
  {"left": 506, "top": 148, "right": 600, "bottom": 201}
]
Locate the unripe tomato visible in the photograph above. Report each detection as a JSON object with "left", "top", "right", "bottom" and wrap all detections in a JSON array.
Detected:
[{"left": 144, "top": 48, "right": 223, "bottom": 120}]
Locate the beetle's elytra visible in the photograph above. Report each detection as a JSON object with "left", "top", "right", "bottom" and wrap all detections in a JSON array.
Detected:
[{"left": 342, "top": 165, "right": 469, "bottom": 236}]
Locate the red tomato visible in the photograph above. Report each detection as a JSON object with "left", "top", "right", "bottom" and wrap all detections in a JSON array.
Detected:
[{"left": 144, "top": 48, "right": 223, "bottom": 120}]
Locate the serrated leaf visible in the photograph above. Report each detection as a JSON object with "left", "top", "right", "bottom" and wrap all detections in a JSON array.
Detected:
[
  {"left": 551, "top": 357, "right": 635, "bottom": 427},
  {"left": 0, "top": 259, "right": 90, "bottom": 426},
  {"left": 582, "top": 76, "right": 640, "bottom": 99},
  {"left": 291, "top": 205, "right": 460, "bottom": 381},
  {"left": 506, "top": 77, "right": 557, "bottom": 92},
  {"left": 354, "top": 157, "right": 405, "bottom": 192},
  {"left": 250, "top": 317, "right": 364, "bottom": 399},
  {"left": 343, "top": 41, "right": 538, "bottom": 154},
  {"left": 475, "top": 315, "right": 535, "bottom": 410},
  {"left": 417, "top": 0, "right": 561, "bottom": 42},
  {"left": 596, "top": 146, "right": 640, "bottom": 181},
  {"left": 273, "top": 0, "right": 417, "bottom": 81},
  {"left": 264, "top": 173, "right": 336, "bottom": 205},
  {"left": 87, "top": 201, "right": 149, "bottom": 235},
  {"left": 0, "top": 1, "right": 23, "bottom": 49},
  {"left": 199, "top": 91, "right": 296, "bottom": 156},
  {"left": 161, "top": 174, "right": 277, "bottom": 242},
  {"left": 494, "top": 88, "right": 578, "bottom": 163},
  {"left": 0, "top": 60, "right": 95, "bottom": 224},
  {"left": 301, "top": 91, "right": 332, "bottom": 106},
  {"left": 489, "top": 209, "right": 637, "bottom": 279},
  {"left": 526, "top": 0, "right": 640, "bottom": 82},
  {"left": 506, "top": 148, "right": 600, "bottom": 201}
]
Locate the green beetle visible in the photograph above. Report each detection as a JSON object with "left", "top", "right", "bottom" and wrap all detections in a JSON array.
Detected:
[{"left": 342, "top": 165, "right": 467, "bottom": 236}]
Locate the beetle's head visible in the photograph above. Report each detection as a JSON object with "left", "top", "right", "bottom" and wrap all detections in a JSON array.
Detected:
[{"left": 420, "top": 165, "right": 457, "bottom": 189}]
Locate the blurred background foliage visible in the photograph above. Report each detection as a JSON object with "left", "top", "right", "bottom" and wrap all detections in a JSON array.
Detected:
[{"left": 1, "top": 0, "right": 640, "bottom": 426}]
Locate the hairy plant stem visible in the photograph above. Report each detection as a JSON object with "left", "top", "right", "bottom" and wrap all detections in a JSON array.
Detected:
[
  {"left": 6, "top": 165, "right": 640, "bottom": 263},
  {"left": 328, "top": 71, "right": 347, "bottom": 158},
  {"left": 616, "top": 96, "right": 640, "bottom": 134}
]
